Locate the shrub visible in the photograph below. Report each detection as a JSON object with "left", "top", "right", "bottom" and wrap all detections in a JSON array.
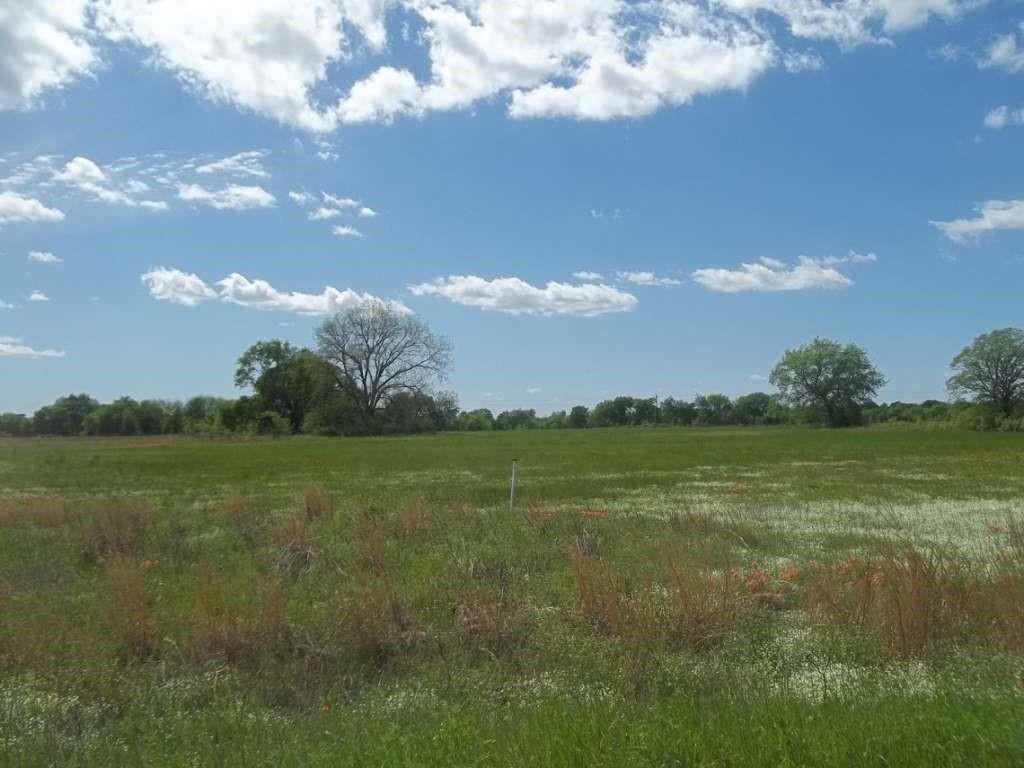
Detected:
[
  {"left": 78, "top": 500, "right": 150, "bottom": 563},
  {"left": 302, "top": 485, "right": 334, "bottom": 521},
  {"left": 105, "top": 557, "right": 158, "bottom": 662}
]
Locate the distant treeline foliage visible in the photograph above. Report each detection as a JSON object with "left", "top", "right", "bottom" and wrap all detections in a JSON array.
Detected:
[
  {"left": 3, "top": 311, "right": 1023, "bottom": 436},
  {"left": 0, "top": 391, "right": 1005, "bottom": 438}
]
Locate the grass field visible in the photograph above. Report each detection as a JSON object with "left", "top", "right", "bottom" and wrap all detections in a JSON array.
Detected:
[{"left": 2, "top": 427, "right": 1023, "bottom": 766}]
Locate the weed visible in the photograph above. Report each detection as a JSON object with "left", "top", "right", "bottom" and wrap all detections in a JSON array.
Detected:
[{"left": 78, "top": 500, "right": 150, "bottom": 563}]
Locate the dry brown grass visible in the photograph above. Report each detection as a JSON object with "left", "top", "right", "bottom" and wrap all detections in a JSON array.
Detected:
[
  {"left": 567, "top": 540, "right": 622, "bottom": 633},
  {"left": 453, "top": 593, "right": 533, "bottom": 658},
  {"left": 0, "top": 496, "right": 77, "bottom": 527},
  {"left": 804, "top": 548, "right": 982, "bottom": 658},
  {"left": 353, "top": 519, "right": 388, "bottom": 575},
  {"left": 105, "top": 557, "right": 158, "bottom": 661},
  {"left": 524, "top": 502, "right": 558, "bottom": 533},
  {"left": 334, "top": 585, "right": 418, "bottom": 669},
  {"left": 391, "top": 498, "right": 431, "bottom": 537},
  {"left": 190, "top": 563, "right": 290, "bottom": 666},
  {"left": 302, "top": 485, "right": 334, "bottom": 521},
  {"left": 271, "top": 517, "right": 318, "bottom": 577},
  {"left": 78, "top": 500, "right": 150, "bottom": 563}
]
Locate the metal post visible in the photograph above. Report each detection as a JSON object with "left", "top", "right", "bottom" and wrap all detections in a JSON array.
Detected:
[{"left": 509, "top": 458, "right": 519, "bottom": 513}]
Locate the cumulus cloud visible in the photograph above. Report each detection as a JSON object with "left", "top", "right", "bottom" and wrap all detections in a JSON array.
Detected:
[
  {"left": 0, "top": 300, "right": 14, "bottom": 309},
  {"left": 5, "top": 1, "right": 980, "bottom": 129},
  {"left": 196, "top": 150, "right": 269, "bottom": 178},
  {"left": 0, "top": 0, "right": 96, "bottom": 110},
  {"left": 217, "top": 273, "right": 407, "bottom": 314},
  {"left": 54, "top": 155, "right": 105, "bottom": 185},
  {"left": 408, "top": 275, "right": 638, "bottom": 316},
  {"left": 177, "top": 183, "right": 275, "bottom": 210},
  {"left": 29, "top": 250, "right": 61, "bottom": 263},
  {"left": 358, "top": 206, "right": 378, "bottom": 218},
  {"left": 142, "top": 267, "right": 406, "bottom": 314},
  {"left": 984, "top": 105, "right": 1024, "bottom": 130},
  {"left": 141, "top": 266, "right": 217, "bottom": 306},
  {"left": 616, "top": 270, "right": 683, "bottom": 287},
  {"left": 930, "top": 199, "right": 1024, "bottom": 241},
  {"left": 0, "top": 335, "right": 65, "bottom": 358},
  {"left": 310, "top": 207, "right": 342, "bottom": 220},
  {"left": 0, "top": 191, "right": 65, "bottom": 224},
  {"left": 573, "top": 270, "right": 605, "bottom": 280},
  {"left": 691, "top": 256, "right": 855, "bottom": 292},
  {"left": 27, "top": 291, "right": 50, "bottom": 302}
]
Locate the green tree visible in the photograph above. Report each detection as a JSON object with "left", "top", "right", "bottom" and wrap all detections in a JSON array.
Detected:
[
  {"left": 770, "top": 338, "right": 885, "bottom": 427},
  {"left": 734, "top": 392, "right": 771, "bottom": 425},
  {"left": 694, "top": 394, "right": 733, "bottom": 426},
  {"left": 567, "top": 405, "right": 589, "bottom": 428},
  {"left": 235, "top": 341, "right": 329, "bottom": 432},
  {"left": 947, "top": 328, "right": 1024, "bottom": 418}
]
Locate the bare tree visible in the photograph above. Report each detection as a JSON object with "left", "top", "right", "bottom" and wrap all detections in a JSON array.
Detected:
[{"left": 315, "top": 303, "right": 453, "bottom": 420}]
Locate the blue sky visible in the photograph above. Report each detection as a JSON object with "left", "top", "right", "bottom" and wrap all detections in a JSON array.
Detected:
[{"left": 1, "top": 0, "right": 1023, "bottom": 415}]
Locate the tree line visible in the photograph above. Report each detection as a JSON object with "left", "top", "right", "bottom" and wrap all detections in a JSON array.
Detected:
[{"left": 3, "top": 305, "right": 1023, "bottom": 437}]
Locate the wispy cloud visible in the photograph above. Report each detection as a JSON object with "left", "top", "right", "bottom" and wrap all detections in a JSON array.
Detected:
[
  {"left": 29, "top": 251, "right": 61, "bottom": 264},
  {"left": 692, "top": 256, "right": 857, "bottom": 292},
  {"left": 616, "top": 270, "right": 683, "bottom": 287},
  {"left": 931, "top": 199, "right": 1024, "bottom": 242},
  {"left": 196, "top": 150, "right": 269, "bottom": 178},
  {"left": 27, "top": 291, "right": 50, "bottom": 302},
  {"left": 573, "top": 270, "right": 604, "bottom": 281},
  {"left": 332, "top": 226, "right": 363, "bottom": 238},
  {"left": 177, "top": 183, "right": 275, "bottom": 210},
  {"left": 0, "top": 336, "right": 65, "bottom": 359},
  {"left": 983, "top": 105, "right": 1024, "bottom": 130}
]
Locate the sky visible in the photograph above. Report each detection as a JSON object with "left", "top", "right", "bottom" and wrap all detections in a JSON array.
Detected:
[{"left": 1, "top": 0, "right": 1023, "bottom": 416}]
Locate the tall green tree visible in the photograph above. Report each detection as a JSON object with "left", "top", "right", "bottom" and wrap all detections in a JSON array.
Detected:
[
  {"left": 947, "top": 328, "right": 1024, "bottom": 417},
  {"left": 235, "top": 340, "right": 331, "bottom": 432},
  {"left": 770, "top": 338, "right": 885, "bottom": 427}
]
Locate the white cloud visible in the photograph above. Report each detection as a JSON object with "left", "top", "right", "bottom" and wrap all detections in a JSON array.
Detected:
[
  {"left": 177, "top": 183, "right": 275, "bottom": 210},
  {"left": 27, "top": 291, "right": 50, "bottom": 302},
  {"left": 817, "top": 250, "right": 877, "bottom": 265},
  {"left": 332, "top": 225, "right": 364, "bottom": 238},
  {"left": 0, "top": 335, "right": 64, "bottom": 358},
  {"left": 983, "top": 105, "right": 1024, "bottom": 130},
  {"left": 930, "top": 199, "right": 1024, "bottom": 242},
  {"left": 573, "top": 270, "right": 604, "bottom": 280},
  {"left": 0, "top": 300, "right": 14, "bottom": 309},
  {"left": 289, "top": 190, "right": 315, "bottom": 206},
  {"left": 196, "top": 150, "right": 270, "bottom": 178},
  {"left": 0, "top": 0, "right": 96, "bottom": 110},
  {"left": 616, "top": 270, "right": 683, "bottom": 287},
  {"left": 141, "top": 266, "right": 217, "bottom": 306},
  {"left": 94, "top": 0, "right": 388, "bottom": 132},
  {"left": 54, "top": 155, "right": 105, "bottom": 185},
  {"left": 408, "top": 275, "right": 638, "bottom": 316},
  {"left": 691, "top": 256, "right": 854, "bottom": 292},
  {"left": 310, "top": 206, "right": 343, "bottom": 221},
  {"left": 142, "top": 267, "right": 407, "bottom": 314},
  {"left": 53, "top": 155, "right": 169, "bottom": 209},
  {"left": 29, "top": 250, "right": 61, "bottom": 263},
  {"left": 749, "top": 373, "right": 768, "bottom": 382},
  {"left": 526, "top": 387, "right": 542, "bottom": 395},
  {"left": 322, "top": 193, "right": 359, "bottom": 209},
  {"left": 216, "top": 272, "right": 407, "bottom": 315},
  {"left": 358, "top": 206, "right": 378, "bottom": 218},
  {"left": 982, "top": 28, "right": 1024, "bottom": 73},
  {"left": 0, "top": 191, "right": 65, "bottom": 224}
]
